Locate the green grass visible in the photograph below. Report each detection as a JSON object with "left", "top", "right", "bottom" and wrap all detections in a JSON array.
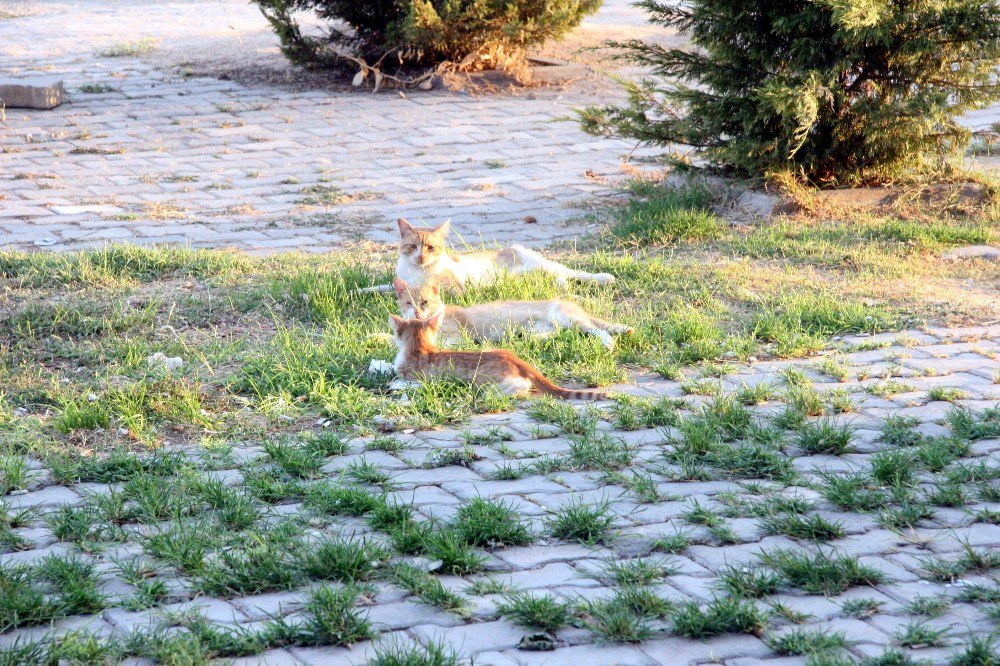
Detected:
[
  {"left": 496, "top": 590, "right": 571, "bottom": 631},
  {"left": 98, "top": 38, "right": 158, "bottom": 57}
]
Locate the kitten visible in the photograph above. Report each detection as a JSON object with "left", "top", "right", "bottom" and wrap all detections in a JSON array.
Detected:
[
  {"left": 394, "top": 277, "right": 634, "bottom": 350},
  {"left": 389, "top": 312, "right": 611, "bottom": 400},
  {"left": 359, "top": 218, "right": 615, "bottom": 293}
]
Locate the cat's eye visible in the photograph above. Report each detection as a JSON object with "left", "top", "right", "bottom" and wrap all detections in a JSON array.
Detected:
[
  {"left": 404, "top": 244, "right": 417, "bottom": 251},
  {"left": 424, "top": 245, "right": 435, "bottom": 252},
  {"left": 419, "top": 300, "right": 428, "bottom": 307}
]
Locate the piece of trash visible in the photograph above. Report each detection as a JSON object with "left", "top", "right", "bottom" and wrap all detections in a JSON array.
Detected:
[
  {"left": 517, "top": 634, "right": 556, "bottom": 651},
  {"left": 368, "top": 359, "right": 394, "bottom": 375},
  {"left": 146, "top": 352, "right": 184, "bottom": 371},
  {"left": 33, "top": 237, "right": 58, "bottom": 246}
]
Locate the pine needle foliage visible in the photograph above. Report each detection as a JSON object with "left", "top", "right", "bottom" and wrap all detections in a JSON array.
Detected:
[{"left": 579, "top": 0, "right": 1000, "bottom": 185}]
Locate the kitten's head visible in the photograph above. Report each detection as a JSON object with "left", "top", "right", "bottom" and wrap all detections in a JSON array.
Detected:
[
  {"left": 393, "top": 277, "right": 442, "bottom": 319},
  {"left": 388, "top": 311, "right": 442, "bottom": 348},
  {"left": 397, "top": 218, "right": 450, "bottom": 269}
]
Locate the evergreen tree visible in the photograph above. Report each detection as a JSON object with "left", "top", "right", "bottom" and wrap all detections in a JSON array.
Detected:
[
  {"left": 254, "top": 0, "right": 601, "bottom": 69},
  {"left": 579, "top": 0, "right": 1000, "bottom": 186}
]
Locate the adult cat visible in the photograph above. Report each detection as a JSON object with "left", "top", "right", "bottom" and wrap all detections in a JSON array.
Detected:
[
  {"left": 393, "top": 277, "right": 633, "bottom": 350},
  {"left": 359, "top": 218, "right": 615, "bottom": 293},
  {"left": 389, "top": 311, "right": 610, "bottom": 400}
]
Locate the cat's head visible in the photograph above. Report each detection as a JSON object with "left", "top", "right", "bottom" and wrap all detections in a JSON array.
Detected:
[
  {"left": 397, "top": 218, "right": 449, "bottom": 269},
  {"left": 393, "top": 277, "right": 443, "bottom": 319},
  {"left": 389, "top": 311, "right": 442, "bottom": 348}
]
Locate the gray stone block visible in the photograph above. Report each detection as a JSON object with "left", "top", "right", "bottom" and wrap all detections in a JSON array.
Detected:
[{"left": 0, "top": 78, "right": 66, "bottom": 109}]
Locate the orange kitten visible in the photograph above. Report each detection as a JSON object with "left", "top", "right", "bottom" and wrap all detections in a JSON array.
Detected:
[
  {"left": 359, "top": 218, "right": 615, "bottom": 293},
  {"left": 394, "top": 278, "right": 634, "bottom": 350},
  {"left": 389, "top": 312, "right": 610, "bottom": 401}
]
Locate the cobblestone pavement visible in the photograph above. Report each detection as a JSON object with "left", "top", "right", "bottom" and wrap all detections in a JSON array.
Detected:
[
  {"left": 0, "top": 0, "right": 678, "bottom": 254},
  {"left": 2, "top": 326, "right": 1000, "bottom": 664}
]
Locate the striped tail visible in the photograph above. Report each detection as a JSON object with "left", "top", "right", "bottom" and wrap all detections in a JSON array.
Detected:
[{"left": 519, "top": 361, "right": 611, "bottom": 401}]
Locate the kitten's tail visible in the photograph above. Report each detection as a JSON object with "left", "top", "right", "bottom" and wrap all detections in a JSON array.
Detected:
[{"left": 516, "top": 358, "right": 611, "bottom": 401}]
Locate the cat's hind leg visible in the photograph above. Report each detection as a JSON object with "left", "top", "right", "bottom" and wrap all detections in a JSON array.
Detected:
[
  {"left": 550, "top": 303, "right": 625, "bottom": 350},
  {"left": 497, "top": 377, "right": 533, "bottom": 397},
  {"left": 506, "top": 246, "right": 615, "bottom": 285}
]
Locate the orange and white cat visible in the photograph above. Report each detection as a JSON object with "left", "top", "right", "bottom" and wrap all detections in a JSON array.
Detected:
[
  {"left": 389, "top": 312, "right": 610, "bottom": 400},
  {"left": 359, "top": 218, "right": 615, "bottom": 293},
  {"left": 393, "top": 278, "right": 633, "bottom": 350}
]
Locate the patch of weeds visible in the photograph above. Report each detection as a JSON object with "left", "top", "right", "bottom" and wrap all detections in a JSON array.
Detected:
[
  {"left": 603, "top": 558, "right": 675, "bottom": 586},
  {"left": 422, "top": 445, "right": 482, "bottom": 469},
  {"left": 840, "top": 598, "right": 883, "bottom": 619},
  {"left": 389, "top": 563, "right": 467, "bottom": 615},
  {"left": 527, "top": 398, "right": 600, "bottom": 435},
  {"left": 37, "top": 552, "right": 107, "bottom": 615},
  {"left": 948, "top": 633, "right": 1000, "bottom": 666},
  {"left": 903, "top": 595, "right": 950, "bottom": 618},
  {"left": 818, "top": 472, "right": 887, "bottom": 511},
  {"left": 879, "top": 415, "right": 924, "bottom": 447},
  {"left": 263, "top": 439, "right": 325, "bottom": 479},
  {"left": 609, "top": 394, "right": 684, "bottom": 430},
  {"left": 796, "top": 419, "right": 852, "bottom": 454},
  {"left": 917, "top": 437, "right": 970, "bottom": 472},
  {"left": 682, "top": 499, "right": 723, "bottom": 527},
  {"left": 670, "top": 596, "right": 768, "bottom": 638},
  {"left": 300, "top": 536, "right": 387, "bottom": 583},
  {"left": 266, "top": 585, "right": 373, "bottom": 647},
  {"left": 894, "top": 621, "right": 951, "bottom": 648},
  {"left": 869, "top": 450, "right": 917, "bottom": 488},
  {"left": 368, "top": 636, "right": 460, "bottom": 666},
  {"left": 758, "top": 548, "right": 883, "bottom": 595},
  {"left": 460, "top": 426, "right": 513, "bottom": 446},
  {"left": 367, "top": 435, "right": 405, "bottom": 453},
  {"left": 650, "top": 531, "right": 690, "bottom": 554},
  {"left": 868, "top": 380, "right": 914, "bottom": 398},
  {"left": 581, "top": 598, "right": 656, "bottom": 643},
  {"left": 197, "top": 525, "right": 304, "bottom": 596},
  {"left": 928, "top": 386, "right": 970, "bottom": 403},
  {"left": 735, "top": 382, "right": 779, "bottom": 405},
  {"left": 610, "top": 183, "right": 721, "bottom": 246},
  {"left": 948, "top": 406, "right": 1000, "bottom": 441},
  {"left": 99, "top": 38, "right": 158, "bottom": 57},
  {"left": 717, "top": 565, "right": 781, "bottom": 598},
  {"left": 496, "top": 590, "right": 570, "bottom": 632},
  {"left": 815, "top": 357, "right": 851, "bottom": 382},
  {"left": 758, "top": 512, "right": 844, "bottom": 542},
  {"left": 566, "top": 431, "right": 636, "bottom": 471},
  {"left": 768, "top": 627, "right": 852, "bottom": 655},
  {"left": 420, "top": 527, "right": 486, "bottom": 575},
  {"left": 926, "top": 482, "right": 966, "bottom": 507},
  {"left": 879, "top": 501, "right": 935, "bottom": 529},
  {"left": 304, "top": 482, "right": 380, "bottom": 516},
  {"left": 465, "top": 577, "right": 512, "bottom": 596},
  {"left": 547, "top": 498, "right": 615, "bottom": 545},
  {"left": 344, "top": 457, "right": 391, "bottom": 485},
  {"left": 0, "top": 563, "right": 62, "bottom": 631},
  {"left": 452, "top": 497, "right": 532, "bottom": 548}
]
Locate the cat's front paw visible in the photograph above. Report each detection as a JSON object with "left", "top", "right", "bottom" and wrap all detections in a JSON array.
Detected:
[{"left": 592, "top": 273, "right": 616, "bottom": 284}]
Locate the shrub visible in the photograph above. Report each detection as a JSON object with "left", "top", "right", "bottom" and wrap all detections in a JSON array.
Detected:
[
  {"left": 254, "top": 0, "right": 602, "bottom": 70},
  {"left": 579, "top": 0, "right": 1000, "bottom": 186}
]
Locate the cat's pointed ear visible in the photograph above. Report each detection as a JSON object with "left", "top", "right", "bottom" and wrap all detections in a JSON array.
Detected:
[
  {"left": 397, "top": 218, "right": 414, "bottom": 236},
  {"left": 432, "top": 219, "right": 450, "bottom": 237},
  {"left": 388, "top": 314, "right": 405, "bottom": 331},
  {"left": 424, "top": 311, "right": 443, "bottom": 332},
  {"left": 392, "top": 277, "right": 408, "bottom": 295}
]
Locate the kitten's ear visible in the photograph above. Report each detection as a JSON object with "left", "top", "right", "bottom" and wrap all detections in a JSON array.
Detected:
[
  {"left": 431, "top": 284, "right": 439, "bottom": 296},
  {"left": 388, "top": 314, "right": 405, "bottom": 331},
  {"left": 424, "top": 311, "right": 443, "bottom": 332},
  {"left": 397, "top": 218, "right": 414, "bottom": 235},
  {"left": 432, "top": 219, "right": 450, "bottom": 237},
  {"left": 392, "top": 277, "right": 408, "bottom": 295}
]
